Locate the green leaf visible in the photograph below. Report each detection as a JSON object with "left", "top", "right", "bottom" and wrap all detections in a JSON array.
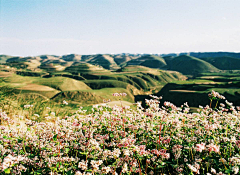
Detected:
[
  {"left": 4, "top": 168, "right": 11, "bottom": 174},
  {"left": 110, "top": 133, "right": 114, "bottom": 138},
  {"left": 65, "top": 148, "right": 70, "bottom": 154},
  {"left": 53, "top": 134, "right": 58, "bottom": 141},
  {"left": 225, "top": 169, "right": 231, "bottom": 174},
  {"left": 80, "top": 152, "right": 88, "bottom": 155},
  {"left": 66, "top": 170, "right": 72, "bottom": 175}
]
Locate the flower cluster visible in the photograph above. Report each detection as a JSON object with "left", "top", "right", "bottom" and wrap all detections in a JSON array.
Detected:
[
  {"left": 23, "top": 104, "right": 33, "bottom": 108},
  {"left": 0, "top": 91, "right": 240, "bottom": 175},
  {"left": 208, "top": 90, "right": 225, "bottom": 100},
  {"left": 112, "top": 93, "right": 127, "bottom": 96}
]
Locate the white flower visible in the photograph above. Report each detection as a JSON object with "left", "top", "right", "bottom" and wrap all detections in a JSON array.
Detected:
[
  {"left": 233, "top": 166, "right": 239, "bottom": 174},
  {"left": 75, "top": 171, "right": 82, "bottom": 175},
  {"left": 34, "top": 114, "right": 40, "bottom": 117},
  {"left": 122, "top": 163, "right": 128, "bottom": 173},
  {"left": 63, "top": 100, "right": 68, "bottom": 105},
  {"left": 112, "top": 148, "right": 121, "bottom": 158},
  {"left": 101, "top": 166, "right": 111, "bottom": 174},
  {"left": 123, "top": 149, "right": 130, "bottom": 156},
  {"left": 211, "top": 168, "right": 216, "bottom": 174}
]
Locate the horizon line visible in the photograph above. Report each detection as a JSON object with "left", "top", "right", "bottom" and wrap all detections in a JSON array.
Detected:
[{"left": 1, "top": 51, "right": 240, "bottom": 57}]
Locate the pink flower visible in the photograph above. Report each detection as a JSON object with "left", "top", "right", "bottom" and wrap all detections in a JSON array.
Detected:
[
  {"left": 207, "top": 143, "right": 220, "bottom": 153},
  {"left": 139, "top": 145, "right": 146, "bottom": 150},
  {"left": 163, "top": 138, "right": 171, "bottom": 144},
  {"left": 112, "top": 93, "right": 119, "bottom": 96},
  {"left": 72, "top": 122, "right": 79, "bottom": 126},
  {"left": 122, "top": 93, "right": 127, "bottom": 96},
  {"left": 196, "top": 143, "right": 206, "bottom": 152}
]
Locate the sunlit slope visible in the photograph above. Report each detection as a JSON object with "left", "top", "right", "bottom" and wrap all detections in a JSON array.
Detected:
[
  {"left": 112, "top": 55, "right": 135, "bottom": 66},
  {"left": 1, "top": 74, "right": 91, "bottom": 98},
  {"left": 52, "top": 87, "right": 135, "bottom": 105},
  {"left": 87, "top": 54, "right": 120, "bottom": 70},
  {"left": 0, "top": 55, "right": 16, "bottom": 63},
  {"left": 33, "top": 77, "right": 91, "bottom": 91},
  {"left": 117, "top": 65, "right": 154, "bottom": 72},
  {"left": 64, "top": 62, "right": 110, "bottom": 74},
  {"left": 115, "top": 65, "right": 186, "bottom": 93}
]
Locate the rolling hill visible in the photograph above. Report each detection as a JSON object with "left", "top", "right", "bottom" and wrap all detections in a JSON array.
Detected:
[
  {"left": 167, "top": 55, "right": 219, "bottom": 75},
  {"left": 199, "top": 56, "right": 240, "bottom": 70},
  {"left": 34, "top": 77, "right": 92, "bottom": 91},
  {"left": 87, "top": 54, "right": 120, "bottom": 70},
  {"left": 126, "top": 55, "right": 167, "bottom": 69},
  {"left": 64, "top": 62, "right": 110, "bottom": 74}
]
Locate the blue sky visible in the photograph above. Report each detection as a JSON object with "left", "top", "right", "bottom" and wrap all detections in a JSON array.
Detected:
[{"left": 1, "top": 0, "right": 240, "bottom": 56}]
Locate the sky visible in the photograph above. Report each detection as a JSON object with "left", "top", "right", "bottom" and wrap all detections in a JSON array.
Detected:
[{"left": 0, "top": 0, "right": 240, "bottom": 56}]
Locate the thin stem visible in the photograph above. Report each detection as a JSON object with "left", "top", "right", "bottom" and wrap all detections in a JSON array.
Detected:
[
  {"left": 215, "top": 100, "right": 219, "bottom": 109},
  {"left": 209, "top": 99, "right": 212, "bottom": 108}
]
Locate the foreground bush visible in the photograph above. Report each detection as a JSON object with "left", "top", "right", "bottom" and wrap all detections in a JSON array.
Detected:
[{"left": 0, "top": 91, "right": 240, "bottom": 175}]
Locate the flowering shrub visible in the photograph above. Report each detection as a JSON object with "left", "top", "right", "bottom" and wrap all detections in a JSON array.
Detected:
[{"left": 0, "top": 91, "right": 240, "bottom": 174}]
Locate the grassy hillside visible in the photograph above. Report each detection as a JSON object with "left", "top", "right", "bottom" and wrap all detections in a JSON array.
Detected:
[
  {"left": 155, "top": 73, "right": 240, "bottom": 107},
  {"left": 126, "top": 55, "right": 167, "bottom": 69},
  {"left": 61, "top": 54, "right": 82, "bottom": 61},
  {"left": 117, "top": 65, "right": 155, "bottom": 72},
  {"left": 65, "top": 62, "right": 110, "bottom": 74},
  {"left": 83, "top": 80, "right": 131, "bottom": 90},
  {"left": 0, "top": 54, "right": 189, "bottom": 106},
  {"left": 52, "top": 88, "right": 135, "bottom": 105},
  {"left": 168, "top": 55, "right": 219, "bottom": 75},
  {"left": 52, "top": 91, "right": 103, "bottom": 105},
  {"left": 200, "top": 56, "right": 240, "bottom": 70},
  {"left": 34, "top": 77, "right": 91, "bottom": 91},
  {"left": 88, "top": 54, "right": 120, "bottom": 70},
  {"left": 0, "top": 55, "right": 15, "bottom": 63},
  {"left": 112, "top": 55, "right": 135, "bottom": 65}
]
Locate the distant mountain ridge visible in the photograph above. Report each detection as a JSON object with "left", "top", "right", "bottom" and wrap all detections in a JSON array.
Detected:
[
  {"left": 1, "top": 52, "right": 240, "bottom": 75},
  {"left": 161, "top": 52, "right": 240, "bottom": 59}
]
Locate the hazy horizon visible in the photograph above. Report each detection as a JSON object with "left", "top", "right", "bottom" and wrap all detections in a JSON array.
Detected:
[{"left": 1, "top": 0, "right": 240, "bottom": 57}]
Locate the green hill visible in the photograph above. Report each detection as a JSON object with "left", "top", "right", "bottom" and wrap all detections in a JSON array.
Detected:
[
  {"left": 126, "top": 55, "right": 167, "bottom": 69},
  {"left": 65, "top": 62, "right": 110, "bottom": 74},
  {"left": 168, "top": 55, "right": 219, "bottom": 75},
  {"left": 52, "top": 87, "right": 135, "bottom": 105},
  {"left": 88, "top": 54, "right": 120, "bottom": 70},
  {"left": 34, "top": 77, "right": 91, "bottom": 91},
  {"left": 200, "top": 56, "right": 240, "bottom": 70},
  {"left": 61, "top": 54, "right": 82, "bottom": 61},
  {"left": 0, "top": 55, "right": 15, "bottom": 63},
  {"left": 52, "top": 91, "right": 103, "bottom": 105},
  {"left": 117, "top": 65, "right": 154, "bottom": 72},
  {"left": 113, "top": 55, "right": 133, "bottom": 65}
]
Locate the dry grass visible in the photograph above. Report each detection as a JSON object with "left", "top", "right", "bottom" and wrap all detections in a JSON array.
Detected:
[
  {"left": 0, "top": 71, "right": 13, "bottom": 77},
  {"left": 97, "top": 100, "right": 133, "bottom": 107},
  {"left": 18, "top": 84, "right": 57, "bottom": 91}
]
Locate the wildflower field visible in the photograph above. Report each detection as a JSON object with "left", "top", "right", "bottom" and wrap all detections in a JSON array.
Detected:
[{"left": 1, "top": 91, "right": 240, "bottom": 175}]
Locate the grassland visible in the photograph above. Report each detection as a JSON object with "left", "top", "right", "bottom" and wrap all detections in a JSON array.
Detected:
[
  {"left": 155, "top": 72, "right": 240, "bottom": 107},
  {"left": 0, "top": 56, "right": 186, "bottom": 108},
  {"left": 1, "top": 53, "right": 240, "bottom": 109},
  {"left": 166, "top": 55, "right": 219, "bottom": 75}
]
